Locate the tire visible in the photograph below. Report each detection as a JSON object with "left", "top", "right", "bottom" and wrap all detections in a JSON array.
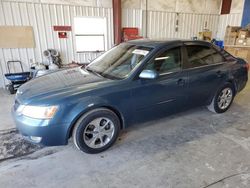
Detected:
[
  {"left": 207, "top": 83, "right": 235, "bottom": 113},
  {"left": 72, "top": 108, "right": 120, "bottom": 154},
  {"left": 8, "top": 84, "right": 15, "bottom": 94}
]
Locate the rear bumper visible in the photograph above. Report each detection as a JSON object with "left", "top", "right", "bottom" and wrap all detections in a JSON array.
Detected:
[
  {"left": 12, "top": 108, "right": 69, "bottom": 146},
  {"left": 237, "top": 74, "right": 248, "bottom": 93}
]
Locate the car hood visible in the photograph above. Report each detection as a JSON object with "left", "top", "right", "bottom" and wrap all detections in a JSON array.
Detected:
[{"left": 16, "top": 67, "right": 113, "bottom": 104}]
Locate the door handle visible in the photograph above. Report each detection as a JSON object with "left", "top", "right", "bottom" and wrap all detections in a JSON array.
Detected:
[
  {"left": 216, "top": 70, "right": 222, "bottom": 78},
  {"left": 177, "top": 78, "right": 185, "bottom": 86}
]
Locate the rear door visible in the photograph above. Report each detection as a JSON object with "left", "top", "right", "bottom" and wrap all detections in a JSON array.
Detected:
[{"left": 183, "top": 42, "right": 228, "bottom": 106}]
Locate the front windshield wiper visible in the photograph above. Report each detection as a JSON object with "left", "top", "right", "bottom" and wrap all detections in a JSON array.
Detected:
[
  {"left": 85, "top": 67, "right": 104, "bottom": 78},
  {"left": 85, "top": 66, "right": 122, "bottom": 80}
]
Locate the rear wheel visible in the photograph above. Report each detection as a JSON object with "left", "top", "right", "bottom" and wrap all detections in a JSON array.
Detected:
[
  {"left": 207, "top": 83, "right": 234, "bottom": 113},
  {"left": 72, "top": 108, "right": 120, "bottom": 154}
]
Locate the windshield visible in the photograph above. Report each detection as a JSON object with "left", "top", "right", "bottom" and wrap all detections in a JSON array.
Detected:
[{"left": 85, "top": 43, "right": 152, "bottom": 79}]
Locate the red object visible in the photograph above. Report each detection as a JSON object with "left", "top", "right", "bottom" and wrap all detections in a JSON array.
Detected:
[
  {"left": 113, "top": 0, "right": 122, "bottom": 45},
  {"left": 122, "top": 27, "right": 143, "bottom": 41},
  {"left": 123, "top": 28, "right": 139, "bottom": 35},
  {"left": 221, "top": 0, "right": 232, "bottom": 14},
  {"left": 58, "top": 32, "right": 67, "bottom": 38},
  {"left": 53, "top": 26, "right": 72, "bottom": 31}
]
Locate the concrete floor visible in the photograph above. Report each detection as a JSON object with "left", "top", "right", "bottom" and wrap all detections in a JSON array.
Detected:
[
  {"left": 0, "top": 81, "right": 250, "bottom": 188},
  {"left": 0, "top": 90, "right": 15, "bottom": 131}
]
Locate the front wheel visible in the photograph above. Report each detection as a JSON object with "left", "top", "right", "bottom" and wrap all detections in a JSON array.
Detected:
[
  {"left": 72, "top": 108, "right": 120, "bottom": 154},
  {"left": 207, "top": 83, "right": 234, "bottom": 113}
]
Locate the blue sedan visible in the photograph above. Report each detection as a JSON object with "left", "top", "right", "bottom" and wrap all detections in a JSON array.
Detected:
[{"left": 12, "top": 40, "right": 248, "bottom": 153}]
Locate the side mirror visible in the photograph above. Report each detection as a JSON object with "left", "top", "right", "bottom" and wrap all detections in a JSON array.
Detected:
[{"left": 139, "top": 70, "right": 158, "bottom": 79}]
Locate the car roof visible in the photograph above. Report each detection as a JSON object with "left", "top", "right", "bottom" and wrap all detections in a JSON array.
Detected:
[{"left": 127, "top": 39, "right": 212, "bottom": 48}]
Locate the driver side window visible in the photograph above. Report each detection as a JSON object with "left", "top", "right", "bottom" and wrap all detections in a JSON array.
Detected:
[{"left": 145, "top": 47, "right": 181, "bottom": 75}]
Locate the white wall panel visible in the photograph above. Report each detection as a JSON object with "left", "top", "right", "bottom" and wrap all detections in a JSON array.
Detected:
[
  {"left": 146, "top": 11, "right": 176, "bottom": 39},
  {"left": 0, "top": 1, "right": 114, "bottom": 88},
  {"left": 217, "top": 13, "right": 242, "bottom": 40},
  {"left": 146, "top": 11, "right": 219, "bottom": 40},
  {"left": 122, "top": 9, "right": 143, "bottom": 35},
  {"left": 179, "top": 13, "right": 219, "bottom": 39}
]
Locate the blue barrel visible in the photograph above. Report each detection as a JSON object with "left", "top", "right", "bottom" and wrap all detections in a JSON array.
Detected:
[{"left": 215, "top": 40, "right": 224, "bottom": 48}]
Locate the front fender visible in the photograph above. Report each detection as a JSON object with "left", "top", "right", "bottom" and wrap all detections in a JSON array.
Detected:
[{"left": 62, "top": 96, "right": 128, "bottom": 140}]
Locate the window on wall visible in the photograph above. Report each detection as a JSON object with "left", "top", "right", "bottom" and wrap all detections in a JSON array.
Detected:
[{"left": 74, "top": 17, "right": 107, "bottom": 52}]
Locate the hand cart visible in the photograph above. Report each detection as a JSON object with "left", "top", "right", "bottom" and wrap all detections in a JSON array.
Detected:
[{"left": 4, "top": 61, "right": 31, "bottom": 94}]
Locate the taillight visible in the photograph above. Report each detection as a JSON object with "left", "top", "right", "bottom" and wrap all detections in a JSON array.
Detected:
[{"left": 244, "top": 63, "right": 249, "bottom": 72}]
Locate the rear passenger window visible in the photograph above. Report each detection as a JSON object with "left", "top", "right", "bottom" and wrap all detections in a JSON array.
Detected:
[{"left": 186, "top": 45, "right": 224, "bottom": 68}]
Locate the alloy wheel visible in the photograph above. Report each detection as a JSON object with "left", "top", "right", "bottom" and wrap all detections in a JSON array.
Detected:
[
  {"left": 217, "top": 87, "right": 233, "bottom": 110},
  {"left": 83, "top": 117, "right": 115, "bottom": 149}
]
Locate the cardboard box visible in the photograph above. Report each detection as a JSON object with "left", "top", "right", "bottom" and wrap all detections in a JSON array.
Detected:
[
  {"left": 227, "top": 32, "right": 238, "bottom": 37},
  {"left": 224, "top": 46, "right": 250, "bottom": 63},
  {"left": 237, "top": 49, "right": 249, "bottom": 60},
  {"left": 225, "top": 26, "right": 241, "bottom": 32},
  {"left": 236, "top": 38, "right": 247, "bottom": 46},
  {"left": 225, "top": 26, "right": 241, "bottom": 36},
  {"left": 198, "top": 31, "right": 212, "bottom": 41},
  {"left": 224, "top": 36, "right": 236, "bottom": 45},
  {"left": 238, "top": 30, "right": 250, "bottom": 39},
  {"left": 247, "top": 38, "right": 250, "bottom": 46}
]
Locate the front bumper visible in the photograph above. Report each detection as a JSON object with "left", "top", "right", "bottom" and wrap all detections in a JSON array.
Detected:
[{"left": 12, "top": 108, "right": 69, "bottom": 146}]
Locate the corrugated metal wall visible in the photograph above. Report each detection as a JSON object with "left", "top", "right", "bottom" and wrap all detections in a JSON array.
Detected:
[
  {"left": 122, "top": 10, "right": 220, "bottom": 40},
  {"left": 178, "top": 13, "right": 219, "bottom": 39},
  {"left": 122, "top": 9, "right": 143, "bottom": 35},
  {"left": 146, "top": 11, "right": 219, "bottom": 39},
  {"left": 217, "top": 13, "right": 242, "bottom": 40},
  {"left": 146, "top": 11, "right": 177, "bottom": 38},
  {"left": 0, "top": 1, "right": 114, "bottom": 88}
]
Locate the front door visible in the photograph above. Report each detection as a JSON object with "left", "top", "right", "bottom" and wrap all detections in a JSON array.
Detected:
[{"left": 130, "top": 45, "right": 189, "bottom": 123}]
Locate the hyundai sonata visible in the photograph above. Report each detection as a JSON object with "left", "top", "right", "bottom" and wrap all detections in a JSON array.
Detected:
[{"left": 12, "top": 40, "right": 248, "bottom": 153}]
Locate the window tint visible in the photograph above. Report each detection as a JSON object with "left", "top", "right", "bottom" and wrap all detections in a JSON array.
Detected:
[
  {"left": 186, "top": 45, "right": 224, "bottom": 68},
  {"left": 145, "top": 47, "right": 181, "bottom": 74}
]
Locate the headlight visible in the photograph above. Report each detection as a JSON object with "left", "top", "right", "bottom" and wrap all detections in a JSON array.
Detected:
[{"left": 19, "top": 105, "right": 58, "bottom": 119}]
